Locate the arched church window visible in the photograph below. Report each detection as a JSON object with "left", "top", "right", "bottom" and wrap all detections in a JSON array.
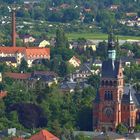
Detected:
[
  {"left": 109, "top": 81, "right": 113, "bottom": 86},
  {"left": 105, "top": 81, "right": 108, "bottom": 86},
  {"left": 104, "top": 91, "right": 113, "bottom": 100},
  {"left": 104, "top": 91, "right": 107, "bottom": 100}
]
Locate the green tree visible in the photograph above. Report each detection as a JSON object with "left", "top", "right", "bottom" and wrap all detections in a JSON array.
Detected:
[
  {"left": 84, "top": 13, "right": 94, "bottom": 23},
  {"left": 55, "top": 29, "right": 69, "bottom": 48},
  {"left": 96, "top": 41, "right": 108, "bottom": 60},
  {"left": 74, "top": 133, "right": 91, "bottom": 140},
  {"left": 59, "top": 61, "right": 68, "bottom": 77},
  {"left": 135, "top": 124, "right": 140, "bottom": 132},
  {"left": 4, "top": 82, "right": 31, "bottom": 106},
  {"left": 62, "top": 8, "right": 79, "bottom": 22},
  {"left": 116, "top": 123, "right": 128, "bottom": 134},
  {"left": 19, "top": 59, "right": 28, "bottom": 72},
  {"left": 87, "top": 74, "right": 100, "bottom": 89}
]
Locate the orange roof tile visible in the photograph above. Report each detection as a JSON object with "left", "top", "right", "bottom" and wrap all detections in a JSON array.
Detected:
[
  {"left": 29, "top": 129, "right": 60, "bottom": 140},
  {"left": 0, "top": 47, "right": 50, "bottom": 59},
  {"left": 0, "top": 47, "right": 25, "bottom": 54},
  {"left": 25, "top": 48, "right": 50, "bottom": 59}
]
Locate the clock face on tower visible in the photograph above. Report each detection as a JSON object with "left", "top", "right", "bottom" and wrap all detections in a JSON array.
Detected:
[{"left": 103, "top": 107, "right": 113, "bottom": 117}]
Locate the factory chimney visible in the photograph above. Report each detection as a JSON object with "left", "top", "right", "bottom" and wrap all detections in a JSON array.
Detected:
[{"left": 12, "top": 8, "right": 16, "bottom": 47}]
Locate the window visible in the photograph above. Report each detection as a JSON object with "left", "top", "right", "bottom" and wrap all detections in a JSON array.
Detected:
[
  {"left": 110, "top": 81, "right": 113, "bottom": 86},
  {"left": 104, "top": 91, "right": 113, "bottom": 100},
  {"left": 105, "top": 81, "right": 108, "bottom": 86}
]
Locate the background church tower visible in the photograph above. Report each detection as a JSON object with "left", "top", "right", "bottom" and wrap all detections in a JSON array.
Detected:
[{"left": 93, "top": 32, "right": 124, "bottom": 131}]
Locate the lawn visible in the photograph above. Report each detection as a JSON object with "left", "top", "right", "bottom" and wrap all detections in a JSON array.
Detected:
[{"left": 66, "top": 33, "right": 140, "bottom": 40}]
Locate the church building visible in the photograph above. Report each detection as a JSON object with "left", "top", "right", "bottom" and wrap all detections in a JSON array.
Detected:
[{"left": 93, "top": 33, "right": 140, "bottom": 131}]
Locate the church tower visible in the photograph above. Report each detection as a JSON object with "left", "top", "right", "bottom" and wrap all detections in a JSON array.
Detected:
[{"left": 93, "top": 33, "right": 124, "bottom": 131}]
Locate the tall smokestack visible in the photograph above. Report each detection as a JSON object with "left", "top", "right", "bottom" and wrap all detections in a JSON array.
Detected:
[{"left": 12, "top": 9, "right": 16, "bottom": 47}]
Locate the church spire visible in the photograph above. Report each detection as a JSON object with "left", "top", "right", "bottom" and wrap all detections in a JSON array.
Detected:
[{"left": 108, "top": 30, "right": 116, "bottom": 61}]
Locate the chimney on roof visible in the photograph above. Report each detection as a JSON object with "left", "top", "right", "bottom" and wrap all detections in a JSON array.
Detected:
[{"left": 12, "top": 8, "right": 16, "bottom": 47}]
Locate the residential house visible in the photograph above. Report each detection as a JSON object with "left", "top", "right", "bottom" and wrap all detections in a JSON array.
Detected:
[
  {"left": 20, "top": 34, "right": 36, "bottom": 44},
  {"left": 93, "top": 59, "right": 102, "bottom": 67},
  {"left": 136, "top": 58, "right": 140, "bottom": 65},
  {"left": 72, "top": 63, "right": 93, "bottom": 82},
  {"left": 68, "top": 56, "right": 81, "bottom": 67},
  {"left": 24, "top": 0, "right": 40, "bottom": 5},
  {"left": 70, "top": 40, "right": 96, "bottom": 52},
  {"left": 60, "top": 4, "right": 70, "bottom": 9},
  {"left": 38, "top": 40, "right": 50, "bottom": 48},
  {"left": 126, "top": 12, "right": 137, "bottom": 17},
  {"left": 120, "top": 56, "right": 134, "bottom": 67},
  {"left": 60, "top": 80, "right": 89, "bottom": 93},
  {"left": 84, "top": 8, "right": 91, "bottom": 12},
  {"left": 0, "top": 47, "right": 50, "bottom": 67},
  {"left": 29, "top": 129, "right": 60, "bottom": 140},
  {"left": 1, "top": 128, "right": 31, "bottom": 139},
  {"left": 0, "top": 57, "right": 17, "bottom": 67},
  {"left": 84, "top": 40, "right": 96, "bottom": 51},
  {"left": 109, "top": 5, "right": 120, "bottom": 11},
  {"left": 0, "top": 128, "right": 16, "bottom": 138},
  {"left": 4, "top": 71, "right": 58, "bottom": 89}
]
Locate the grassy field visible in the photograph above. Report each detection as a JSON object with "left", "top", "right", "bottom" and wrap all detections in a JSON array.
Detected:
[{"left": 66, "top": 33, "right": 140, "bottom": 40}]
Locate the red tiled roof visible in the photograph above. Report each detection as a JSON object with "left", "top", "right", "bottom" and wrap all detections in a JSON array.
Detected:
[
  {"left": 25, "top": 48, "right": 50, "bottom": 59},
  {"left": 5, "top": 72, "right": 31, "bottom": 80},
  {"left": 0, "top": 47, "right": 50, "bottom": 59},
  {"left": 29, "top": 129, "right": 60, "bottom": 140},
  {"left": 0, "top": 47, "right": 25, "bottom": 54},
  {"left": 71, "top": 56, "right": 81, "bottom": 65}
]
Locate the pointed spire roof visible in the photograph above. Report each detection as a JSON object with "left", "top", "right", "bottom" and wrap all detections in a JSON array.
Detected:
[{"left": 108, "top": 30, "right": 116, "bottom": 50}]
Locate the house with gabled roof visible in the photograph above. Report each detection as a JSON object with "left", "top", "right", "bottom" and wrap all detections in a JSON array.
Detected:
[
  {"left": 29, "top": 129, "right": 60, "bottom": 140},
  {"left": 72, "top": 63, "right": 93, "bottom": 82},
  {"left": 68, "top": 56, "right": 81, "bottom": 68}
]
